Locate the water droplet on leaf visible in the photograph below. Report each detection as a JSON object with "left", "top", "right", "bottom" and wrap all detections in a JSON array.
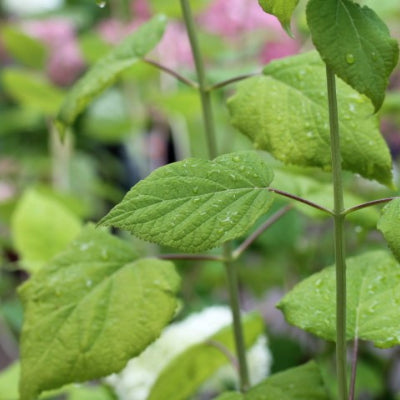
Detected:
[{"left": 346, "top": 53, "right": 355, "bottom": 64}]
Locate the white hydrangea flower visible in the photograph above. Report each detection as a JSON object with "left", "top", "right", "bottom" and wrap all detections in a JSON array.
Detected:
[
  {"left": 106, "top": 306, "right": 272, "bottom": 400},
  {"left": 3, "top": 0, "right": 64, "bottom": 16}
]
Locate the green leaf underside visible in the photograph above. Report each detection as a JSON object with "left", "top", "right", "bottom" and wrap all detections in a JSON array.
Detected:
[
  {"left": 377, "top": 198, "right": 400, "bottom": 262},
  {"left": 228, "top": 52, "right": 393, "bottom": 186},
  {"left": 100, "top": 151, "right": 274, "bottom": 252},
  {"left": 11, "top": 189, "right": 82, "bottom": 273},
  {"left": 2, "top": 69, "right": 65, "bottom": 116},
  {"left": 214, "top": 361, "right": 329, "bottom": 400},
  {"left": 278, "top": 250, "right": 400, "bottom": 348},
  {"left": 148, "top": 313, "right": 264, "bottom": 400},
  {"left": 258, "top": 0, "right": 299, "bottom": 36},
  {"left": 56, "top": 15, "right": 167, "bottom": 134},
  {"left": 19, "top": 225, "right": 180, "bottom": 400},
  {"left": 306, "top": 0, "right": 399, "bottom": 111}
]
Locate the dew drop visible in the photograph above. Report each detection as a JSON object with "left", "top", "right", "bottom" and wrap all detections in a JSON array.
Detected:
[
  {"left": 86, "top": 279, "right": 93, "bottom": 288},
  {"left": 346, "top": 53, "right": 355, "bottom": 64},
  {"left": 306, "top": 131, "right": 314, "bottom": 138},
  {"left": 96, "top": 0, "right": 107, "bottom": 8}
]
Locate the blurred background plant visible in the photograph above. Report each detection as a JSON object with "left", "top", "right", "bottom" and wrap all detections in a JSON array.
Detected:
[{"left": 0, "top": 0, "right": 399, "bottom": 399}]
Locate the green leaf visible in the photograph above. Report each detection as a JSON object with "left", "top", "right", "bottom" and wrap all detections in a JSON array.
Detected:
[
  {"left": 99, "top": 151, "right": 274, "bottom": 252},
  {"left": 148, "top": 313, "right": 264, "bottom": 400},
  {"left": 214, "top": 361, "right": 329, "bottom": 400},
  {"left": 19, "top": 225, "right": 180, "bottom": 400},
  {"left": 377, "top": 198, "right": 400, "bottom": 262},
  {"left": 258, "top": 0, "right": 299, "bottom": 36},
  {"left": 228, "top": 52, "right": 393, "bottom": 186},
  {"left": 306, "top": 0, "right": 399, "bottom": 111},
  {"left": 0, "top": 362, "right": 19, "bottom": 400},
  {"left": 11, "top": 189, "right": 82, "bottom": 273},
  {"left": 2, "top": 69, "right": 65, "bottom": 116},
  {"left": 278, "top": 250, "right": 400, "bottom": 348},
  {"left": 1, "top": 26, "right": 47, "bottom": 69},
  {"left": 56, "top": 15, "right": 167, "bottom": 135}
]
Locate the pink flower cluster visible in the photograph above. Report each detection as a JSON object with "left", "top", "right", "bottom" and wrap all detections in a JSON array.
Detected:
[
  {"left": 199, "top": 0, "right": 300, "bottom": 63},
  {"left": 22, "top": 18, "right": 85, "bottom": 86}
]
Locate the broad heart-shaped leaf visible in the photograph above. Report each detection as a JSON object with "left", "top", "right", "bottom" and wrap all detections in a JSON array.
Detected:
[
  {"left": 228, "top": 51, "right": 393, "bottom": 186},
  {"left": 148, "top": 313, "right": 263, "bottom": 400},
  {"left": 19, "top": 225, "right": 180, "bottom": 400},
  {"left": 306, "top": 0, "right": 399, "bottom": 111},
  {"left": 214, "top": 361, "right": 329, "bottom": 400},
  {"left": 11, "top": 189, "right": 82, "bottom": 273},
  {"left": 377, "top": 198, "right": 400, "bottom": 262},
  {"left": 278, "top": 250, "right": 400, "bottom": 348},
  {"left": 258, "top": 0, "right": 299, "bottom": 36},
  {"left": 56, "top": 15, "right": 166, "bottom": 136},
  {"left": 99, "top": 151, "right": 274, "bottom": 252}
]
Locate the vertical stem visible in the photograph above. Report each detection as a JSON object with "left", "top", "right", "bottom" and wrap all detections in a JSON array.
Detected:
[
  {"left": 326, "top": 65, "right": 348, "bottom": 400},
  {"left": 224, "top": 244, "right": 251, "bottom": 392},
  {"left": 179, "top": 0, "right": 217, "bottom": 159},
  {"left": 180, "top": 0, "right": 250, "bottom": 390},
  {"left": 348, "top": 337, "right": 359, "bottom": 400}
]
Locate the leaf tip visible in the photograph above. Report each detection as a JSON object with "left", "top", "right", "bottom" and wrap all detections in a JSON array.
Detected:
[{"left": 281, "top": 21, "right": 294, "bottom": 38}]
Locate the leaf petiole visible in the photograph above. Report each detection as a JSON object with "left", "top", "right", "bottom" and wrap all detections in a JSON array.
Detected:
[{"left": 268, "top": 188, "right": 333, "bottom": 215}]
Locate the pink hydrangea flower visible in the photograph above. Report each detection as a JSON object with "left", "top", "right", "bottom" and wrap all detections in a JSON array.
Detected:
[
  {"left": 199, "top": 0, "right": 281, "bottom": 37},
  {"left": 156, "top": 22, "right": 193, "bottom": 69},
  {"left": 22, "top": 19, "right": 85, "bottom": 86},
  {"left": 259, "top": 36, "right": 300, "bottom": 64},
  {"left": 131, "top": 0, "right": 151, "bottom": 20}
]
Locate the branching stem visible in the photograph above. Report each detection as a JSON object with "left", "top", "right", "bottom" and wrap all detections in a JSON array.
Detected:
[
  {"left": 268, "top": 188, "right": 333, "bottom": 215},
  {"left": 326, "top": 65, "right": 348, "bottom": 400},
  {"left": 205, "top": 339, "right": 239, "bottom": 372},
  {"left": 233, "top": 205, "right": 292, "bottom": 259},
  {"left": 207, "top": 73, "right": 259, "bottom": 92},
  {"left": 224, "top": 243, "right": 250, "bottom": 392},
  {"left": 179, "top": 0, "right": 217, "bottom": 159},
  {"left": 180, "top": 0, "right": 250, "bottom": 391},
  {"left": 343, "top": 197, "right": 397, "bottom": 216},
  {"left": 143, "top": 58, "right": 199, "bottom": 89}
]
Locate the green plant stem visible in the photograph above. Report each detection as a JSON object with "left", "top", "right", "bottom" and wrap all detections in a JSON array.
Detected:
[
  {"left": 180, "top": 0, "right": 250, "bottom": 390},
  {"left": 207, "top": 73, "right": 259, "bottom": 92},
  {"left": 343, "top": 197, "right": 398, "bottom": 216},
  {"left": 268, "top": 188, "right": 333, "bottom": 215},
  {"left": 143, "top": 58, "right": 199, "bottom": 89},
  {"left": 179, "top": 0, "right": 217, "bottom": 159},
  {"left": 224, "top": 243, "right": 250, "bottom": 392},
  {"left": 349, "top": 337, "right": 359, "bottom": 400},
  {"left": 232, "top": 205, "right": 292, "bottom": 259},
  {"left": 326, "top": 65, "right": 348, "bottom": 400}
]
